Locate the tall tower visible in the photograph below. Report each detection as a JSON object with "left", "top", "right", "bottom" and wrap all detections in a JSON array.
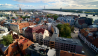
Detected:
[{"left": 19, "top": 8, "right": 22, "bottom": 11}]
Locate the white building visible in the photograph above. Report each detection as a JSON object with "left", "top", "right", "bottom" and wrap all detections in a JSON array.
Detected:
[
  {"left": 35, "top": 29, "right": 50, "bottom": 45},
  {"left": 46, "top": 23, "right": 52, "bottom": 31},
  {"left": 0, "top": 17, "right": 7, "bottom": 21}
]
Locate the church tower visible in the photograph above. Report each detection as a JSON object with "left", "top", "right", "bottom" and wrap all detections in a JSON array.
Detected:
[{"left": 19, "top": 8, "right": 22, "bottom": 11}]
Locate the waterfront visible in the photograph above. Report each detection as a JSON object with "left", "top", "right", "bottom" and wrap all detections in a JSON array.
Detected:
[{"left": 38, "top": 10, "right": 98, "bottom": 21}]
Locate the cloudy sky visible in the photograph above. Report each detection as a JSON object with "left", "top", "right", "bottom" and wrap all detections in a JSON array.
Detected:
[{"left": 0, "top": 0, "right": 98, "bottom": 10}]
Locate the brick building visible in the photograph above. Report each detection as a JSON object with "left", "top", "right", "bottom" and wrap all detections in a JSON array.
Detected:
[{"left": 9, "top": 22, "right": 36, "bottom": 33}]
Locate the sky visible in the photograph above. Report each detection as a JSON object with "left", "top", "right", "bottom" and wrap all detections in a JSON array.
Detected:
[{"left": 0, "top": 0, "right": 98, "bottom": 10}]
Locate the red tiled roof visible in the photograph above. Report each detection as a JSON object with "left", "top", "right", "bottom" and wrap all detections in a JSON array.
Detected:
[
  {"left": 35, "top": 18, "right": 40, "bottom": 21},
  {"left": 25, "top": 27, "right": 32, "bottom": 33},
  {"left": 15, "top": 53, "right": 21, "bottom": 56},
  {"left": 5, "top": 41, "right": 19, "bottom": 56},
  {"left": 18, "top": 36, "right": 34, "bottom": 51},
  {"left": 18, "top": 22, "right": 30, "bottom": 30},
  {"left": 18, "top": 18, "right": 22, "bottom": 20},
  {"left": 92, "top": 38, "right": 98, "bottom": 48},
  {"left": 78, "top": 19, "right": 85, "bottom": 25},
  {"left": 36, "top": 29, "right": 45, "bottom": 34},
  {"left": 10, "top": 22, "right": 19, "bottom": 25},
  {"left": 18, "top": 38, "right": 28, "bottom": 46},
  {"left": 84, "top": 32, "right": 88, "bottom": 37},
  {"left": 60, "top": 50, "right": 86, "bottom": 56},
  {"left": 86, "top": 36, "right": 94, "bottom": 42}
]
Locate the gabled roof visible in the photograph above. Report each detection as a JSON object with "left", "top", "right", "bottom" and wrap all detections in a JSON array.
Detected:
[
  {"left": 18, "top": 36, "right": 34, "bottom": 50},
  {"left": 92, "top": 37, "right": 98, "bottom": 48},
  {"left": 18, "top": 38, "right": 28, "bottom": 46},
  {"left": 5, "top": 41, "right": 19, "bottom": 56},
  {"left": 86, "top": 36, "right": 94, "bottom": 42}
]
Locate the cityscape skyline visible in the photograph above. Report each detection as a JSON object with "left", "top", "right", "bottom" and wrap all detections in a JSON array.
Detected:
[{"left": 0, "top": 0, "right": 98, "bottom": 10}]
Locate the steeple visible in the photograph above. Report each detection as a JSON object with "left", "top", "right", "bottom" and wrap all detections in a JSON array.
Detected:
[{"left": 19, "top": 8, "right": 22, "bottom": 11}]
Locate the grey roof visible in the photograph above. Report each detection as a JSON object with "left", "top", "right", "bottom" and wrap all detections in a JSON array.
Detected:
[
  {"left": 50, "top": 26, "right": 59, "bottom": 42},
  {"left": 55, "top": 37, "right": 82, "bottom": 46},
  {"left": 44, "top": 36, "right": 51, "bottom": 41},
  {"left": 89, "top": 25, "right": 98, "bottom": 28},
  {"left": 1, "top": 45, "right": 9, "bottom": 52}
]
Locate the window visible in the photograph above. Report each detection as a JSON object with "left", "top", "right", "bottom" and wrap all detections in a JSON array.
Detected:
[
  {"left": 51, "top": 42, "right": 54, "bottom": 44},
  {"left": 51, "top": 45, "right": 54, "bottom": 46}
]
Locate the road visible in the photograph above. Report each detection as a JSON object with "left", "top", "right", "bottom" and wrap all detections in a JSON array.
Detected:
[
  {"left": 71, "top": 28, "right": 96, "bottom": 56},
  {"left": 79, "top": 38, "right": 96, "bottom": 56}
]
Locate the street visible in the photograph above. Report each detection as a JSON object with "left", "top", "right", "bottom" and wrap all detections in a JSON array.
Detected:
[{"left": 71, "top": 27, "right": 96, "bottom": 56}]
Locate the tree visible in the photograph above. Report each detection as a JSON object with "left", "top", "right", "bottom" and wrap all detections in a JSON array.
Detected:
[
  {"left": 12, "top": 17, "right": 15, "bottom": 19},
  {"left": 0, "top": 34, "right": 13, "bottom": 46},
  {"left": 57, "top": 23, "right": 71, "bottom": 38},
  {"left": 70, "top": 26, "right": 74, "bottom": 32},
  {"left": 47, "top": 14, "right": 58, "bottom": 20},
  {"left": 52, "top": 14, "right": 58, "bottom": 20}
]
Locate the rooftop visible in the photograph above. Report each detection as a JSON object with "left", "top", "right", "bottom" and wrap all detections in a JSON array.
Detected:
[
  {"left": 60, "top": 50, "right": 86, "bottom": 56},
  {"left": 36, "top": 29, "right": 45, "bottom": 34},
  {"left": 55, "top": 37, "right": 82, "bottom": 46},
  {"left": 78, "top": 19, "right": 85, "bottom": 25}
]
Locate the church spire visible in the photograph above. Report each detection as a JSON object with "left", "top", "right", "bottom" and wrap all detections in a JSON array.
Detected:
[{"left": 19, "top": 8, "right": 22, "bottom": 11}]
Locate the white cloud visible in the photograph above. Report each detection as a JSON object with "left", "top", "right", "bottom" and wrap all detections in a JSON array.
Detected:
[
  {"left": 0, "top": 3, "right": 35, "bottom": 9},
  {"left": 0, "top": 3, "right": 14, "bottom": 9},
  {"left": 0, "top": 3, "right": 13, "bottom": 6},
  {"left": 16, "top": 4, "right": 34, "bottom": 8},
  {"left": 14, "top": 0, "right": 60, "bottom": 3}
]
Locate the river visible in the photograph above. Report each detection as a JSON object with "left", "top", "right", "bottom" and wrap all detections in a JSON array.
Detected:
[{"left": 38, "top": 10, "right": 98, "bottom": 21}]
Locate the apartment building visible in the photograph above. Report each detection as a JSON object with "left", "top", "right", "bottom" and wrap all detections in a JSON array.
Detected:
[
  {"left": 75, "top": 18, "right": 92, "bottom": 28},
  {"left": 25, "top": 25, "right": 48, "bottom": 41},
  {"left": 9, "top": 22, "right": 36, "bottom": 33},
  {"left": 35, "top": 29, "right": 49, "bottom": 45},
  {"left": 43, "top": 25, "right": 82, "bottom": 53},
  {"left": 44, "top": 37, "right": 82, "bottom": 53},
  {"left": 79, "top": 28, "right": 98, "bottom": 53},
  {"left": 60, "top": 50, "right": 86, "bottom": 56}
]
